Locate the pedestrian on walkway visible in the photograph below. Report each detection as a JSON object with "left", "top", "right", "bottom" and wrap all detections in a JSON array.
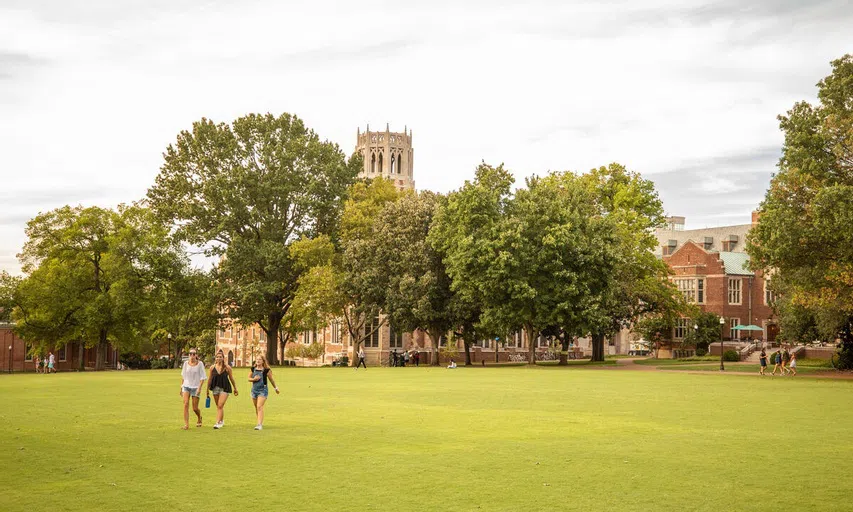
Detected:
[
  {"left": 47, "top": 352, "right": 56, "bottom": 373},
  {"left": 34, "top": 355, "right": 41, "bottom": 374},
  {"left": 759, "top": 349, "right": 768, "bottom": 376},
  {"left": 355, "top": 346, "right": 367, "bottom": 370},
  {"left": 781, "top": 347, "right": 791, "bottom": 375},
  {"left": 788, "top": 352, "right": 798, "bottom": 376},
  {"left": 771, "top": 350, "right": 782, "bottom": 376}
]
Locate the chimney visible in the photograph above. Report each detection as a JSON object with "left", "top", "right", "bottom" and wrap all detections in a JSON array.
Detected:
[{"left": 751, "top": 210, "right": 761, "bottom": 226}]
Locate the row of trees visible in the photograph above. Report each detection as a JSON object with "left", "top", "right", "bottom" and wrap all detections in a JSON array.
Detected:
[
  {"left": 0, "top": 206, "right": 216, "bottom": 369},
  {"left": 7, "top": 53, "right": 848, "bottom": 369},
  {"left": 1, "top": 113, "right": 684, "bottom": 367}
]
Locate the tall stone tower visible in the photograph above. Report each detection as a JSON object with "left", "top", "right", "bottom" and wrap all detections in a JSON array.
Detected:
[{"left": 355, "top": 124, "right": 414, "bottom": 191}]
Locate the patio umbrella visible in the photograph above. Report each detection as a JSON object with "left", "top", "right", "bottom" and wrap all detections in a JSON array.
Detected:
[{"left": 731, "top": 325, "right": 764, "bottom": 332}]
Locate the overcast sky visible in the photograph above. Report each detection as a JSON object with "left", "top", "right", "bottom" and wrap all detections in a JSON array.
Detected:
[{"left": 1, "top": 0, "right": 851, "bottom": 274}]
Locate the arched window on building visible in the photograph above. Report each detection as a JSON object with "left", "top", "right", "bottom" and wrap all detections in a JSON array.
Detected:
[
  {"left": 397, "top": 154, "right": 402, "bottom": 174},
  {"left": 377, "top": 153, "right": 383, "bottom": 174},
  {"left": 370, "top": 153, "right": 376, "bottom": 173},
  {"left": 227, "top": 350, "right": 234, "bottom": 366},
  {"left": 390, "top": 153, "right": 396, "bottom": 174}
]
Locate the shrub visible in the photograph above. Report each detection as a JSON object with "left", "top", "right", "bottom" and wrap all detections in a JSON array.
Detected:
[
  {"left": 723, "top": 349, "right": 740, "bottom": 362},
  {"left": 695, "top": 348, "right": 708, "bottom": 357},
  {"left": 150, "top": 358, "right": 174, "bottom": 369},
  {"left": 120, "top": 352, "right": 151, "bottom": 370}
]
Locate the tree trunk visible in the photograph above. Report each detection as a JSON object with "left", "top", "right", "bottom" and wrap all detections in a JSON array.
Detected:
[
  {"left": 265, "top": 314, "right": 282, "bottom": 365},
  {"left": 78, "top": 343, "right": 85, "bottom": 371},
  {"left": 527, "top": 327, "right": 538, "bottom": 365},
  {"left": 95, "top": 330, "right": 107, "bottom": 370},
  {"left": 174, "top": 344, "right": 184, "bottom": 369},
  {"left": 558, "top": 338, "right": 569, "bottom": 366},
  {"left": 591, "top": 332, "right": 605, "bottom": 362},
  {"left": 464, "top": 340, "right": 472, "bottom": 366}
]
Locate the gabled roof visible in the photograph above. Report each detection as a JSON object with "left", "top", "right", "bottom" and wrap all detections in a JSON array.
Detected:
[{"left": 719, "top": 251, "right": 753, "bottom": 276}]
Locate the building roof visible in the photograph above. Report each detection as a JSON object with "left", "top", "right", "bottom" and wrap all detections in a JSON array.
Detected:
[
  {"left": 719, "top": 251, "right": 753, "bottom": 276},
  {"left": 654, "top": 223, "right": 752, "bottom": 256}
]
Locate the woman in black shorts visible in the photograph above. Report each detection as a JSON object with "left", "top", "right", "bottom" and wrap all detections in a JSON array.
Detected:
[
  {"left": 206, "top": 350, "right": 238, "bottom": 429},
  {"left": 758, "top": 349, "right": 767, "bottom": 376}
]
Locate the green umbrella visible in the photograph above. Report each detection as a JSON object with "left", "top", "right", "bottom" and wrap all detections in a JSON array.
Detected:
[{"left": 731, "top": 325, "right": 764, "bottom": 332}]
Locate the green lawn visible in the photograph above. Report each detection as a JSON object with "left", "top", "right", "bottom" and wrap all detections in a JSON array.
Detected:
[{"left": 2, "top": 366, "right": 852, "bottom": 511}]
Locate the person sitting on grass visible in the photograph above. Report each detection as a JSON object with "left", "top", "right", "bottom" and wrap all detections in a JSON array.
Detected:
[
  {"left": 788, "top": 352, "right": 798, "bottom": 376},
  {"left": 179, "top": 349, "right": 206, "bottom": 430},
  {"left": 447, "top": 359, "right": 457, "bottom": 369},
  {"left": 249, "top": 355, "right": 279, "bottom": 431}
]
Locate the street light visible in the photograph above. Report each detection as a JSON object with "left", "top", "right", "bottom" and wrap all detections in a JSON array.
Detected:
[
  {"left": 8, "top": 345, "right": 12, "bottom": 374},
  {"left": 719, "top": 316, "right": 726, "bottom": 371},
  {"left": 693, "top": 325, "right": 698, "bottom": 358}
]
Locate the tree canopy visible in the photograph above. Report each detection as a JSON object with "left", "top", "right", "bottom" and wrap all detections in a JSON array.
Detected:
[
  {"left": 747, "top": 54, "right": 853, "bottom": 368},
  {"left": 147, "top": 113, "right": 361, "bottom": 363}
]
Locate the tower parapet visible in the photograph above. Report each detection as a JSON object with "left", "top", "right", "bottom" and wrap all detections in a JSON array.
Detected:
[{"left": 355, "top": 124, "right": 415, "bottom": 191}]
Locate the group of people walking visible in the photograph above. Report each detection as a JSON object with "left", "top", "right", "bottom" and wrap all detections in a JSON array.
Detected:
[
  {"left": 33, "top": 352, "right": 56, "bottom": 373},
  {"left": 179, "top": 349, "right": 280, "bottom": 431},
  {"left": 758, "top": 347, "right": 798, "bottom": 376}
]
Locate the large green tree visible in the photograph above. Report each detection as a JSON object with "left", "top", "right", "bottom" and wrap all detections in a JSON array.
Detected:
[
  {"left": 579, "top": 163, "right": 672, "bottom": 362},
  {"left": 747, "top": 54, "right": 853, "bottom": 369},
  {"left": 430, "top": 163, "right": 514, "bottom": 363},
  {"left": 13, "top": 205, "right": 181, "bottom": 370},
  {"left": 147, "top": 113, "right": 360, "bottom": 364},
  {"left": 287, "top": 178, "right": 401, "bottom": 364},
  {"left": 371, "top": 191, "right": 459, "bottom": 365}
]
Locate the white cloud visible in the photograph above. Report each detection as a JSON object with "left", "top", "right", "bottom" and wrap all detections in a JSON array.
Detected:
[{"left": 0, "top": 0, "right": 850, "bottom": 272}]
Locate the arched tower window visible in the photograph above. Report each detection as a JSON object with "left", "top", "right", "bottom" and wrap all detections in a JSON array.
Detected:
[
  {"left": 397, "top": 154, "right": 402, "bottom": 174},
  {"left": 370, "top": 153, "right": 376, "bottom": 173},
  {"left": 390, "top": 153, "right": 396, "bottom": 174},
  {"left": 378, "top": 152, "right": 383, "bottom": 174},
  {"left": 227, "top": 350, "right": 234, "bottom": 366}
]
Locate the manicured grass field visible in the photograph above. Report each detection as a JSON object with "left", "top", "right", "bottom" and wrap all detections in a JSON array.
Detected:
[{"left": 2, "top": 366, "right": 852, "bottom": 511}]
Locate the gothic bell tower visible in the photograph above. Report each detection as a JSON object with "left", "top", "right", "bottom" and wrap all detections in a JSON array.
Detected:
[{"left": 355, "top": 124, "right": 415, "bottom": 190}]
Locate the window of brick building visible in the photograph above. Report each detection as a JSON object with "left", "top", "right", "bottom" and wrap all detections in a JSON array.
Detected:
[
  {"left": 674, "top": 318, "right": 689, "bottom": 339},
  {"left": 363, "top": 317, "right": 380, "bottom": 348},
  {"left": 697, "top": 278, "right": 705, "bottom": 304},
  {"left": 58, "top": 345, "right": 67, "bottom": 362},
  {"left": 675, "top": 278, "right": 696, "bottom": 303},
  {"left": 764, "top": 281, "right": 777, "bottom": 306},
  {"left": 730, "top": 318, "right": 741, "bottom": 339},
  {"left": 728, "top": 278, "right": 742, "bottom": 305},
  {"left": 389, "top": 324, "right": 403, "bottom": 348},
  {"left": 25, "top": 343, "right": 33, "bottom": 361}
]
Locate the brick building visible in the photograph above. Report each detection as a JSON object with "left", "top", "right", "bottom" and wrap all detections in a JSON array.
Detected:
[
  {"left": 655, "top": 213, "right": 777, "bottom": 353},
  {"left": 0, "top": 323, "right": 120, "bottom": 372}
]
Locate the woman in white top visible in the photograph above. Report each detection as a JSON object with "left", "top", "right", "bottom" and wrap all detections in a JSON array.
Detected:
[{"left": 179, "top": 349, "right": 206, "bottom": 430}]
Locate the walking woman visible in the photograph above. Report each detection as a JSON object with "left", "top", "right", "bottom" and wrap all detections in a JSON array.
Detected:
[
  {"left": 179, "top": 349, "right": 206, "bottom": 430},
  {"left": 788, "top": 351, "right": 798, "bottom": 376},
  {"left": 206, "top": 350, "right": 238, "bottom": 429},
  {"left": 355, "top": 346, "right": 367, "bottom": 370},
  {"left": 771, "top": 350, "right": 782, "bottom": 376},
  {"left": 758, "top": 349, "right": 768, "bottom": 376},
  {"left": 249, "top": 355, "right": 279, "bottom": 430}
]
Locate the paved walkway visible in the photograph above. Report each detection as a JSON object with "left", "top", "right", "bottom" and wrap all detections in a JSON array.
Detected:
[{"left": 584, "top": 357, "right": 853, "bottom": 380}]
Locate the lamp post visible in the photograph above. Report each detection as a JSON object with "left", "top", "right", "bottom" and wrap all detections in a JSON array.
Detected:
[
  {"left": 719, "top": 316, "right": 726, "bottom": 371},
  {"left": 8, "top": 344, "right": 12, "bottom": 374},
  {"left": 167, "top": 333, "right": 172, "bottom": 366},
  {"left": 693, "top": 324, "right": 698, "bottom": 357}
]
